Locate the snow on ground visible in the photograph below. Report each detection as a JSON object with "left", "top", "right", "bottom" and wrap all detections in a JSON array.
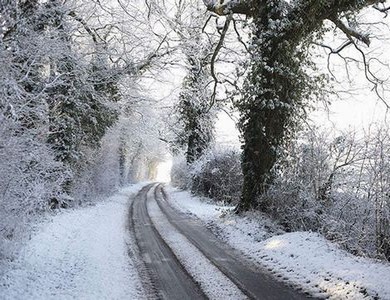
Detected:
[
  {"left": 0, "top": 183, "right": 147, "bottom": 300},
  {"left": 167, "top": 186, "right": 390, "bottom": 300},
  {"left": 146, "top": 188, "right": 247, "bottom": 300}
]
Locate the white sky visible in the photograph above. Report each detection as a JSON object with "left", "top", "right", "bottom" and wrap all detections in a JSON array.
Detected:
[
  {"left": 312, "top": 97, "right": 388, "bottom": 131},
  {"left": 215, "top": 112, "right": 240, "bottom": 147}
]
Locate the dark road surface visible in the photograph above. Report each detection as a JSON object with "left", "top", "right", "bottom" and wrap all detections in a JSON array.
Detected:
[
  {"left": 130, "top": 183, "right": 310, "bottom": 300},
  {"left": 130, "top": 184, "right": 206, "bottom": 300}
]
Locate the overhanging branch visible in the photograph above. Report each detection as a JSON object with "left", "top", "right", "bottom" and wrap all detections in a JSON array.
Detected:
[
  {"left": 202, "top": 0, "right": 254, "bottom": 16},
  {"left": 68, "top": 11, "right": 101, "bottom": 45},
  {"left": 207, "top": 14, "right": 233, "bottom": 111},
  {"left": 330, "top": 17, "right": 371, "bottom": 46}
]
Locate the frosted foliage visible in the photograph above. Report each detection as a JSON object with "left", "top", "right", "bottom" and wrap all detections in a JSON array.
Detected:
[
  {"left": 190, "top": 149, "right": 243, "bottom": 204},
  {"left": 80, "top": 129, "right": 123, "bottom": 196},
  {"left": 171, "top": 148, "right": 243, "bottom": 205},
  {"left": 0, "top": 51, "right": 66, "bottom": 263},
  {"left": 0, "top": 0, "right": 165, "bottom": 265},
  {"left": 70, "top": 88, "right": 168, "bottom": 200},
  {"left": 171, "top": 155, "right": 193, "bottom": 190},
  {"left": 268, "top": 126, "right": 390, "bottom": 260},
  {"left": 172, "top": 7, "right": 216, "bottom": 162},
  {"left": 0, "top": 126, "right": 65, "bottom": 260},
  {"left": 172, "top": 120, "right": 390, "bottom": 261}
]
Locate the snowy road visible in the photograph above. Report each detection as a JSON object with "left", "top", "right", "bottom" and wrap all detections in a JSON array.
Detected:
[
  {"left": 130, "top": 184, "right": 206, "bottom": 299},
  {"left": 131, "top": 183, "right": 308, "bottom": 300},
  {"left": 2, "top": 183, "right": 389, "bottom": 299}
]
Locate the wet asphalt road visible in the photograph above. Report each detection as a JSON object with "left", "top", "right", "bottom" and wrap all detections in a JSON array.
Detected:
[{"left": 130, "top": 183, "right": 310, "bottom": 300}]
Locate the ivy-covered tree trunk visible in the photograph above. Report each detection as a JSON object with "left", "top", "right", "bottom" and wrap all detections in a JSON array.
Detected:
[
  {"left": 238, "top": 2, "right": 308, "bottom": 211},
  {"left": 44, "top": 1, "right": 118, "bottom": 193},
  {"left": 173, "top": 19, "right": 215, "bottom": 165},
  {"left": 181, "top": 96, "right": 214, "bottom": 165}
]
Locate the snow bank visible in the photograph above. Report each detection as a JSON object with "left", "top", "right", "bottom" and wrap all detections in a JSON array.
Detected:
[
  {"left": 0, "top": 184, "right": 146, "bottom": 300},
  {"left": 167, "top": 187, "right": 390, "bottom": 300}
]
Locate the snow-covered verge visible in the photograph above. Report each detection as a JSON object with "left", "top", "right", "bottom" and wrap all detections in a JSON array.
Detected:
[
  {"left": 0, "top": 183, "right": 147, "bottom": 300},
  {"left": 167, "top": 186, "right": 390, "bottom": 300}
]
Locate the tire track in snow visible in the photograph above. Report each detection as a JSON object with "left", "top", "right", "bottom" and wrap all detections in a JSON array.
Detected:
[
  {"left": 130, "top": 183, "right": 206, "bottom": 300},
  {"left": 146, "top": 186, "right": 248, "bottom": 300},
  {"left": 154, "top": 184, "right": 309, "bottom": 300}
]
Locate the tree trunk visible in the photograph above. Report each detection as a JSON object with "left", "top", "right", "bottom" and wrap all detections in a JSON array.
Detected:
[
  {"left": 186, "top": 128, "right": 204, "bottom": 164},
  {"left": 239, "top": 118, "right": 271, "bottom": 211},
  {"left": 236, "top": 3, "right": 296, "bottom": 212}
]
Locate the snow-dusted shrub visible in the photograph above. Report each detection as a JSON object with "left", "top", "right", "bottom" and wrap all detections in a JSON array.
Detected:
[
  {"left": 0, "top": 117, "right": 67, "bottom": 264},
  {"left": 261, "top": 185, "right": 322, "bottom": 232},
  {"left": 0, "top": 45, "right": 67, "bottom": 264},
  {"left": 172, "top": 149, "right": 243, "bottom": 204},
  {"left": 265, "top": 125, "right": 390, "bottom": 261},
  {"left": 320, "top": 192, "right": 379, "bottom": 257},
  {"left": 171, "top": 155, "right": 193, "bottom": 190},
  {"left": 171, "top": 149, "right": 243, "bottom": 204},
  {"left": 190, "top": 149, "right": 242, "bottom": 204},
  {"left": 263, "top": 128, "right": 347, "bottom": 231}
]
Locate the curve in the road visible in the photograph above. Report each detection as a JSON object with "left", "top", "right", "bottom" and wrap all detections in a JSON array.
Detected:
[
  {"left": 130, "top": 183, "right": 207, "bottom": 300},
  {"left": 154, "top": 184, "right": 310, "bottom": 300}
]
